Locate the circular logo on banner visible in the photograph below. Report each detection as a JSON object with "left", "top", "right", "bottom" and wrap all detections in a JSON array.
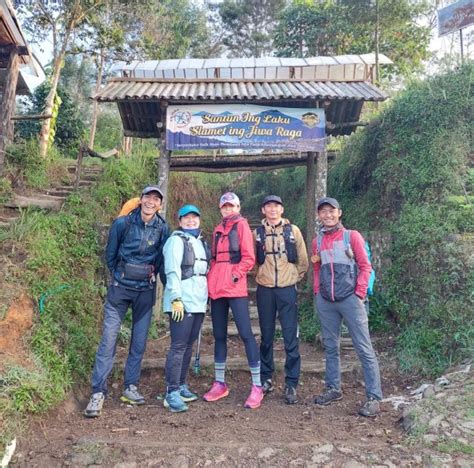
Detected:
[
  {"left": 171, "top": 110, "right": 192, "bottom": 128},
  {"left": 302, "top": 112, "right": 320, "bottom": 128}
]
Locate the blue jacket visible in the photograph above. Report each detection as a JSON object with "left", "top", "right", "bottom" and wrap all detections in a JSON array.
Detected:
[
  {"left": 163, "top": 231, "right": 209, "bottom": 313},
  {"left": 105, "top": 208, "right": 169, "bottom": 290}
]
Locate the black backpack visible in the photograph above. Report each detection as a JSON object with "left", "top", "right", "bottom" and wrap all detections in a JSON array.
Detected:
[
  {"left": 255, "top": 223, "right": 298, "bottom": 265},
  {"left": 213, "top": 222, "right": 241, "bottom": 264}
]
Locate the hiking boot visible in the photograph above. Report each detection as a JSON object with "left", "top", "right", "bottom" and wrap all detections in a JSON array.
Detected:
[
  {"left": 84, "top": 392, "right": 105, "bottom": 418},
  {"left": 244, "top": 384, "right": 264, "bottom": 409},
  {"left": 358, "top": 398, "right": 380, "bottom": 418},
  {"left": 120, "top": 384, "right": 145, "bottom": 405},
  {"left": 179, "top": 384, "right": 198, "bottom": 402},
  {"left": 314, "top": 387, "right": 343, "bottom": 406},
  {"left": 262, "top": 379, "right": 274, "bottom": 396},
  {"left": 284, "top": 385, "right": 298, "bottom": 405},
  {"left": 164, "top": 390, "right": 188, "bottom": 413},
  {"left": 203, "top": 381, "right": 229, "bottom": 402}
]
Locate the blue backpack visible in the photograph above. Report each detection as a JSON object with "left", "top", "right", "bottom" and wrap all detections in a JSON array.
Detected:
[{"left": 316, "top": 230, "right": 376, "bottom": 296}]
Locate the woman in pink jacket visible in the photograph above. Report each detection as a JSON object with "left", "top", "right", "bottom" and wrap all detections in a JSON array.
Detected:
[{"left": 203, "top": 192, "right": 263, "bottom": 409}]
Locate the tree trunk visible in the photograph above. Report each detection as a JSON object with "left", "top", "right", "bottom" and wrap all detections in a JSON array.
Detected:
[
  {"left": 38, "top": 23, "right": 73, "bottom": 158},
  {"left": 0, "top": 47, "right": 20, "bottom": 176},
  {"left": 89, "top": 51, "right": 104, "bottom": 149}
]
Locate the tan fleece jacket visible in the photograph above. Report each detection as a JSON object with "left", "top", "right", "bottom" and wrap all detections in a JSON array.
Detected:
[{"left": 253, "top": 218, "right": 309, "bottom": 288}]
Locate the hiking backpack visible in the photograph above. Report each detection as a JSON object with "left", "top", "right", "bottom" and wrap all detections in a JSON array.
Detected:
[
  {"left": 316, "top": 229, "right": 376, "bottom": 296},
  {"left": 255, "top": 224, "right": 298, "bottom": 265}
]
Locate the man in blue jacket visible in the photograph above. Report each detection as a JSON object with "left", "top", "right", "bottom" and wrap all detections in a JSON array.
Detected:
[{"left": 84, "top": 186, "right": 169, "bottom": 418}]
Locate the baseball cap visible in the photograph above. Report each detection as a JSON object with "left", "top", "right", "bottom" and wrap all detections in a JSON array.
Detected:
[
  {"left": 262, "top": 195, "right": 283, "bottom": 207},
  {"left": 178, "top": 204, "right": 201, "bottom": 218},
  {"left": 141, "top": 185, "right": 164, "bottom": 199},
  {"left": 219, "top": 192, "right": 240, "bottom": 208},
  {"left": 317, "top": 197, "right": 340, "bottom": 210}
]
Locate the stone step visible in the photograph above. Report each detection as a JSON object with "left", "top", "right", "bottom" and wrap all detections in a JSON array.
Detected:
[
  {"left": 139, "top": 355, "right": 358, "bottom": 375},
  {"left": 5, "top": 194, "right": 64, "bottom": 211},
  {"left": 201, "top": 321, "right": 277, "bottom": 336}
]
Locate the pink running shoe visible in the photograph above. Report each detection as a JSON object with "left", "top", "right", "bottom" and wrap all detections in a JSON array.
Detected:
[
  {"left": 244, "top": 384, "right": 263, "bottom": 409},
  {"left": 203, "top": 381, "right": 229, "bottom": 402}
]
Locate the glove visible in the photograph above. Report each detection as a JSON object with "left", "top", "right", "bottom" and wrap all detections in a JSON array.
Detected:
[{"left": 171, "top": 300, "right": 185, "bottom": 322}]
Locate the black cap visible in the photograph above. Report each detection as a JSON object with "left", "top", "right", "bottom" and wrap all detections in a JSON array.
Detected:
[
  {"left": 317, "top": 197, "right": 340, "bottom": 210},
  {"left": 262, "top": 195, "right": 283, "bottom": 207},
  {"left": 141, "top": 185, "right": 164, "bottom": 199}
]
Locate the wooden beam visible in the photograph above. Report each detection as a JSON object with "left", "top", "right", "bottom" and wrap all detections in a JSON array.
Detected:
[
  {"left": 326, "top": 120, "right": 368, "bottom": 130},
  {"left": 0, "top": 47, "right": 20, "bottom": 176},
  {"left": 0, "top": 45, "right": 29, "bottom": 57},
  {"left": 315, "top": 150, "right": 328, "bottom": 201},
  {"left": 10, "top": 114, "right": 53, "bottom": 121}
]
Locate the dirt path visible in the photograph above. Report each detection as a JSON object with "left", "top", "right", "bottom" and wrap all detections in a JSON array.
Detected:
[{"left": 10, "top": 331, "right": 431, "bottom": 468}]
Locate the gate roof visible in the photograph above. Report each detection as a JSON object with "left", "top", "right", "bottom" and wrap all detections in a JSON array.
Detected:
[{"left": 94, "top": 54, "right": 391, "bottom": 138}]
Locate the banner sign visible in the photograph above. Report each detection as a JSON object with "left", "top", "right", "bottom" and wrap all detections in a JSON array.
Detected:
[
  {"left": 438, "top": 0, "right": 474, "bottom": 36},
  {"left": 166, "top": 104, "right": 326, "bottom": 151}
]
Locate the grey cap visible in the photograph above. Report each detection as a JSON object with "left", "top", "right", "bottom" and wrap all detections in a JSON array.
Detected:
[
  {"left": 317, "top": 197, "right": 340, "bottom": 210},
  {"left": 141, "top": 185, "right": 164, "bottom": 199},
  {"left": 262, "top": 195, "right": 283, "bottom": 207}
]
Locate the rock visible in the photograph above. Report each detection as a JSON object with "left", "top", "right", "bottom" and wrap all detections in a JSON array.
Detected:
[
  {"left": 311, "top": 454, "right": 330, "bottom": 464},
  {"left": 428, "top": 414, "right": 445, "bottom": 429},
  {"left": 410, "top": 383, "right": 431, "bottom": 396},
  {"left": 337, "top": 445, "right": 354, "bottom": 455},
  {"left": 214, "top": 454, "right": 227, "bottom": 464},
  {"left": 422, "top": 384, "right": 435, "bottom": 398},
  {"left": 460, "top": 420, "right": 474, "bottom": 431},
  {"left": 115, "top": 463, "right": 137, "bottom": 468},
  {"left": 313, "top": 443, "right": 334, "bottom": 454},
  {"left": 422, "top": 434, "right": 438, "bottom": 444},
  {"left": 341, "top": 460, "right": 366, "bottom": 468},
  {"left": 435, "top": 376, "right": 450, "bottom": 387},
  {"left": 427, "top": 453, "right": 452, "bottom": 465},
  {"left": 257, "top": 447, "right": 276, "bottom": 459},
  {"left": 171, "top": 455, "right": 189, "bottom": 467}
]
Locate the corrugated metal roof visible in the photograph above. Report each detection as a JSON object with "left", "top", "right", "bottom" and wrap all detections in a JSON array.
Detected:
[
  {"left": 94, "top": 79, "right": 387, "bottom": 102},
  {"left": 112, "top": 54, "right": 392, "bottom": 81}
]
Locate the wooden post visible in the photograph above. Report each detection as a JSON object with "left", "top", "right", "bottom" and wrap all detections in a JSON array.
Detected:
[
  {"left": 306, "top": 151, "right": 316, "bottom": 291},
  {"left": 158, "top": 135, "right": 171, "bottom": 219},
  {"left": 0, "top": 47, "right": 20, "bottom": 176},
  {"left": 315, "top": 150, "right": 328, "bottom": 203},
  {"left": 157, "top": 102, "right": 171, "bottom": 218},
  {"left": 74, "top": 144, "right": 85, "bottom": 189}
]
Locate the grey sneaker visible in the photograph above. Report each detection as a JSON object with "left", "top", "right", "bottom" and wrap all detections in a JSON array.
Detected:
[
  {"left": 314, "top": 387, "right": 343, "bottom": 406},
  {"left": 284, "top": 385, "right": 298, "bottom": 405},
  {"left": 84, "top": 392, "right": 105, "bottom": 418},
  {"left": 262, "top": 379, "right": 274, "bottom": 396},
  {"left": 120, "top": 384, "right": 145, "bottom": 405},
  {"left": 358, "top": 398, "right": 380, "bottom": 417}
]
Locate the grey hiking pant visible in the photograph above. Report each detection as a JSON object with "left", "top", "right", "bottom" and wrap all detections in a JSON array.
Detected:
[{"left": 314, "top": 293, "right": 383, "bottom": 400}]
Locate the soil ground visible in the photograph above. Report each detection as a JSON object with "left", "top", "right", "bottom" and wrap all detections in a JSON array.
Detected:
[{"left": 11, "top": 331, "right": 427, "bottom": 467}]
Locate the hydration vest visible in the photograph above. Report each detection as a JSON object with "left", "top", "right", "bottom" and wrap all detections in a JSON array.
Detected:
[
  {"left": 255, "top": 223, "right": 298, "bottom": 265},
  {"left": 213, "top": 222, "right": 241, "bottom": 264},
  {"left": 174, "top": 231, "right": 211, "bottom": 280}
]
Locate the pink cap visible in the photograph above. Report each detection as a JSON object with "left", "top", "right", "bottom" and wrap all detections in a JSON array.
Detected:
[{"left": 219, "top": 192, "right": 240, "bottom": 208}]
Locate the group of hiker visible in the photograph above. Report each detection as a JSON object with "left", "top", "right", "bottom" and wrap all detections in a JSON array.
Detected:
[{"left": 84, "top": 185, "right": 382, "bottom": 420}]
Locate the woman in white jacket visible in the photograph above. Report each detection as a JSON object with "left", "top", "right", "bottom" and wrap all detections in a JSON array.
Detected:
[{"left": 162, "top": 204, "right": 210, "bottom": 412}]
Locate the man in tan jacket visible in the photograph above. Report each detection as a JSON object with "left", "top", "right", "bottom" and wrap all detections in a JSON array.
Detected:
[{"left": 254, "top": 195, "right": 308, "bottom": 404}]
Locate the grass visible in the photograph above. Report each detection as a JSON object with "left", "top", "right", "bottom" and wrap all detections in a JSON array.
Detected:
[{"left": 436, "top": 439, "right": 474, "bottom": 455}]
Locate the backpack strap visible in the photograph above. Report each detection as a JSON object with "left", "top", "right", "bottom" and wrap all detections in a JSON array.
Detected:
[{"left": 316, "top": 233, "right": 323, "bottom": 253}]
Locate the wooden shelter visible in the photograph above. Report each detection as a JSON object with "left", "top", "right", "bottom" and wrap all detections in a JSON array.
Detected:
[
  {"left": 94, "top": 54, "right": 391, "bottom": 240},
  {"left": 0, "top": 0, "right": 44, "bottom": 174}
]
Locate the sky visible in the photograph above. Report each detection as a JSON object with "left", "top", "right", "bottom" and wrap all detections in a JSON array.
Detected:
[{"left": 26, "top": 2, "right": 473, "bottom": 72}]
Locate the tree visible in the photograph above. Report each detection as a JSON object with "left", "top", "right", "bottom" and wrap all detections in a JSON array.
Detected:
[
  {"left": 140, "top": 0, "right": 211, "bottom": 59},
  {"left": 217, "top": 0, "right": 286, "bottom": 57},
  {"left": 15, "top": 0, "right": 104, "bottom": 157},
  {"left": 16, "top": 82, "right": 85, "bottom": 153},
  {"left": 273, "top": 0, "right": 431, "bottom": 79}
]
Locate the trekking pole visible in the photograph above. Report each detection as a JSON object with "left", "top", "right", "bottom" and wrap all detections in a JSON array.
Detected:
[{"left": 193, "top": 324, "right": 202, "bottom": 375}]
